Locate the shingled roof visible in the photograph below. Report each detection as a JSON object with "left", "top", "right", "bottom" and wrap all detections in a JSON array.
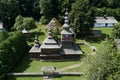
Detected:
[
  {"left": 95, "top": 16, "right": 118, "bottom": 24},
  {"left": 40, "top": 29, "right": 61, "bottom": 49},
  {"left": 46, "top": 18, "right": 61, "bottom": 30}
]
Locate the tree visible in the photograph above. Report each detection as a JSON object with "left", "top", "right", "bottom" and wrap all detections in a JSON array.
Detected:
[
  {"left": 70, "top": 0, "right": 95, "bottom": 37},
  {"left": 0, "top": 30, "right": 8, "bottom": 42},
  {"left": 18, "top": 0, "right": 40, "bottom": 20},
  {"left": 0, "top": 0, "right": 20, "bottom": 30},
  {"left": 58, "top": 0, "right": 75, "bottom": 24},
  {"left": 82, "top": 38, "right": 120, "bottom": 80},
  {"left": 0, "top": 31, "right": 28, "bottom": 79},
  {"left": 112, "top": 23, "right": 120, "bottom": 39},
  {"left": 13, "top": 15, "right": 36, "bottom": 30},
  {"left": 13, "top": 15, "right": 23, "bottom": 30},
  {"left": 89, "top": 0, "right": 108, "bottom": 7},
  {"left": 106, "top": 0, "right": 120, "bottom": 8},
  {"left": 40, "top": 0, "right": 61, "bottom": 24}
]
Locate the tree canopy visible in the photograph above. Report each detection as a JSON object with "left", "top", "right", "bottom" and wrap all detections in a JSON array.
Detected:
[
  {"left": 0, "top": 0, "right": 120, "bottom": 30},
  {"left": 70, "top": 0, "right": 95, "bottom": 36},
  {"left": 0, "top": 31, "right": 28, "bottom": 80},
  {"left": 40, "top": 0, "right": 61, "bottom": 24},
  {"left": 13, "top": 15, "right": 36, "bottom": 30},
  {"left": 0, "top": 0, "right": 20, "bottom": 30},
  {"left": 82, "top": 38, "right": 120, "bottom": 80},
  {"left": 112, "top": 23, "right": 120, "bottom": 39}
]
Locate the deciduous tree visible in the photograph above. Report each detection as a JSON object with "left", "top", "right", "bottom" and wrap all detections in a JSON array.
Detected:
[
  {"left": 82, "top": 38, "right": 120, "bottom": 80},
  {"left": 112, "top": 23, "right": 120, "bottom": 39},
  {"left": 13, "top": 15, "right": 36, "bottom": 30},
  {"left": 40, "top": 0, "right": 61, "bottom": 24},
  {"left": 70, "top": 0, "right": 95, "bottom": 36}
]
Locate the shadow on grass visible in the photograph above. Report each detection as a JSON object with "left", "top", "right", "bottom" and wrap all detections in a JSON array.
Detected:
[
  {"left": 85, "top": 33, "right": 110, "bottom": 44},
  {"left": 5, "top": 53, "right": 32, "bottom": 80},
  {"left": 28, "top": 31, "right": 45, "bottom": 43}
]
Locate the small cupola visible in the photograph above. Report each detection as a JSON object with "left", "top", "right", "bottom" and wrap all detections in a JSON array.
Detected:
[{"left": 34, "top": 35, "right": 40, "bottom": 47}]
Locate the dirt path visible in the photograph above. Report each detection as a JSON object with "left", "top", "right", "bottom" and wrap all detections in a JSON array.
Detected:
[
  {"left": 43, "top": 76, "right": 52, "bottom": 80},
  {"left": 91, "top": 52, "right": 96, "bottom": 55},
  {"left": 56, "top": 63, "right": 81, "bottom": 72},
  {"left": 43, "top": 63, "right": 81, "bottom": 80}
]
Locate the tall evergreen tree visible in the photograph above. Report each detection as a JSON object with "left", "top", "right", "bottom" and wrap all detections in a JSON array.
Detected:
[{"left": 70, "top": 0, "right": 95, "bottom": 37}]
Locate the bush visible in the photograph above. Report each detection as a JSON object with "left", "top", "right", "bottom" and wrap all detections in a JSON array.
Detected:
[{"left": 0, "top": 31, "right": 28, "bottom": 79}]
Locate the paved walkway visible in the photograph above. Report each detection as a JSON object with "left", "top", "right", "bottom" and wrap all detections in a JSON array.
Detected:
[{"left": 56, "top": 63, "right": 81, "bottom": 72}]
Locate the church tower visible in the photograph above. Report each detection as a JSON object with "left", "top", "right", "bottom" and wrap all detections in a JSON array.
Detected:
[{"left": 61, "top": 9, "right": 74, "bottom": 48}]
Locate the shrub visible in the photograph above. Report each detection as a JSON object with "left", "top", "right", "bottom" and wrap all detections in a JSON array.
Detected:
[{"left": 0, "top": 31, "right": 28, "bottom": 79}]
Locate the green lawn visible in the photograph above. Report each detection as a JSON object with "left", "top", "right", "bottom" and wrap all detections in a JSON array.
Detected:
[
  {"left": 54, "top": 76, "right": 85, "bottom": 80},
  {"left": 94, "top": 27, "right": 113, "bottom": 36},
  {"left": 85, "top": 27, "right": 113, "bottom": 49},
  {"left": 6, "top": 77, "right": 43, "bottom": 80},
  {"left": 27, "top": 22, "right": 47, "bottom": 45},
  {"left": 80, "top": 45, "right": 92, "bottom": 54},
  {"left": 7, "top": 53, "right": 82, "bottom": 80},
  {"left": 11, "top": 54, "right": 81, "bottom": 73},
  {"left": 7, "top": 26, "right": 113, "bottom": 80}
]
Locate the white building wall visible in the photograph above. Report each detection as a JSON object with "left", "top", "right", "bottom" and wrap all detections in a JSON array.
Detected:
[
  {"left": 94, "top": 23, "right": 106, "bottom": 27},
  {"left": 94, "top": 23, "right": 117, "bottom": 27}
]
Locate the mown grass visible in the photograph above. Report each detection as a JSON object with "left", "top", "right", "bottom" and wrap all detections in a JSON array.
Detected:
[
  {"left": 54, "top": 76, "right": 85, "bottom": 80},
  {"left": 85, "top": 27, "right": 113, "bottom": 49},
  {"left": 11, "top": 54, "right": 81, "bottom": 73},
  {"left": 27, "top": 22, "right": 47, "bottom": 45},
  {"left": 7, "top": 53, "right": 82, "bottom": 80},
  {"left": 7, "top": 26, "right": 113, "bottom": 80},
  {"left": 6, "top": 77, "right": 43, "bottom": 80},
  {"left": 80, "top": 45, "right": 92, "bottom": 54}
]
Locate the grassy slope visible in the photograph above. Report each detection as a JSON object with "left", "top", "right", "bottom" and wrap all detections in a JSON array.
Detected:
[
  {"left": 27, "top": 22, "right": 47, "bottom": 45},
  {"left": 85, "top": 28, "right": 113, "bottom": 48},
  {"left": 7, "top": 26, "right": 113, "bottom": 80}
]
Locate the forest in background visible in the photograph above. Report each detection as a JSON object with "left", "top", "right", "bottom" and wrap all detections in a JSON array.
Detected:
[
  {"left": 0, "top": 0, "right": 120, "bottom": 80},
  {"left": 0, "top": 0, "right": 120, "bottom": 30}
]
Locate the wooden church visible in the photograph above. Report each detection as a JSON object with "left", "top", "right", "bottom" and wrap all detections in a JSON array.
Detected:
[{"left": 29, "top": 10, "right": 83, "bottom": 61}]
